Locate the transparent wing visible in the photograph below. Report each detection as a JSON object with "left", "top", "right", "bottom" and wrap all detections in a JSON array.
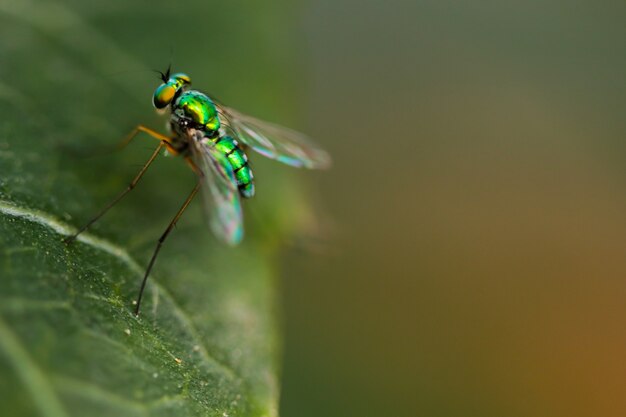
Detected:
[
  {"left": 216, "top": 104, "right": 331, "bottom": 169},
  {"left": 190, "top": 135, "right": 244, "bottom": 245}
]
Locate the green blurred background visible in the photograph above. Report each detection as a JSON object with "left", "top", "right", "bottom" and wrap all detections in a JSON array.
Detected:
[{"left": 2, "top": 0, "right": 625, "bottom": 416}]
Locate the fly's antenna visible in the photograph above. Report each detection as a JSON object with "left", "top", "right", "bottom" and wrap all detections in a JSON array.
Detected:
[
  {"left": 165, "top": 63, "right": 172, "bottom": 80},
  {"left": 154, "top": 61, "right": 172, "bottom": 83},
  {"left": 167, "top": 45, "right": 174, "bottom": 75},
  {"left": 153, "top": 68, "right": 168, "bottom": 82},
  {"left": 159, "top": 45, "right": 175, "bottom": 82}
]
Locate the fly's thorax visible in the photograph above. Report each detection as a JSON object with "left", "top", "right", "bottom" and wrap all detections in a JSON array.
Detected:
[{"left": 172, "top": 90, "right": 220, "bottom": 133}]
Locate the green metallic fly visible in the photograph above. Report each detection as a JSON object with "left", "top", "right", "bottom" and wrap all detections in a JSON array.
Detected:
[{"left": 65, "top": 68, "right": 330, "bottom": 314}]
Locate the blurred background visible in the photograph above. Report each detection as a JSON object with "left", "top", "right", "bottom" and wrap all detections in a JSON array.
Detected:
[
  {"left": 281, "top": 1, "right": 626, "bottom": 417},
  {"left": 1, "top": 0, "right": 625, "bottom": 416}
]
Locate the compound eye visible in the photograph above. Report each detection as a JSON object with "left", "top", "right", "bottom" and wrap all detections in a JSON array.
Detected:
[{"left": 153, "top": 84, "right": 176, "bottom": 109}]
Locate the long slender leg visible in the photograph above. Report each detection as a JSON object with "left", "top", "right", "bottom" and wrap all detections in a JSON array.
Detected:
[
  {"left": 184, "top": 156, "right": 205, "bottom": 178},
  {"left": 84, "top": 124, "right": 175, "bottom": 158},
  {"left": 134, "top": 181, "right": 201, "bottom": 315},
  {"left": 117, "top": 124, "right": 175, "bottom": 150},
  {"left": 64, "top": 141, "right": 165, "bottom": 244}
]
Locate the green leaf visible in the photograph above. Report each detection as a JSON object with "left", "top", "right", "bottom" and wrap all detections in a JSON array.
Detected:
[{"left": 0, "top": 1, "right": 307, "bottom": 416}]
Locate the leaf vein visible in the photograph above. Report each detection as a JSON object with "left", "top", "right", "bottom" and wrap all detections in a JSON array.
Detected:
[
  {"left": 0, "top": 317, "right": 69, "bottom": 417},
  {"left": 0, "top": 200, "right": 239, "bottom": 380},
  {"left": 51, "top": 374, "right": 147, "bottom": 416}
]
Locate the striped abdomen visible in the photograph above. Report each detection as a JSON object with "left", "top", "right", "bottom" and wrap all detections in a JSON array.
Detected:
[{"left": 214, "top": 135, "right": 255, "bottom": 198}]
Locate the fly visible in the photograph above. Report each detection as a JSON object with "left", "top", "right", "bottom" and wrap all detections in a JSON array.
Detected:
[{"left": 64, "top": 67, "right": 331, "bottom": 315}]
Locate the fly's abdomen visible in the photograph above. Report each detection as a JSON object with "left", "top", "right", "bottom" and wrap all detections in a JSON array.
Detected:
[{"left": 215, "top": 135, "right": 255, "bottom": 198}]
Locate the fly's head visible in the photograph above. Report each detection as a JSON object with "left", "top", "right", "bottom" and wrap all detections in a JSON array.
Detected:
[{"left": 152, "top": 67, "right": 191, "bottom": 110}]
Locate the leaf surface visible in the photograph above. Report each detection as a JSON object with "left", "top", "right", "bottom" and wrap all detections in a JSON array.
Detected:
[{"left": 0, "top": 1, "right": 305, "bottom": 416}]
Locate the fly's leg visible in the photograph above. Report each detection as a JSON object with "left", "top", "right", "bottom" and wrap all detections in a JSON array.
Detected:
[
  {"left": 134, "top": 181, "right": 200, "bottom": 315},
  {"left": 65, "top": 125, "right": 177, "bottom": 243},
  {"left": 184, "top": 156, "right": 204, "bottom": 177},
  {"left": 64, "top": 140, "right": 166, "bottom": 244},
  {"left": 81, "top": 124, "right": 175, "bottom": 157},
  {"left": 117, "top": 124, "right": 176, "bottom": 151}
]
